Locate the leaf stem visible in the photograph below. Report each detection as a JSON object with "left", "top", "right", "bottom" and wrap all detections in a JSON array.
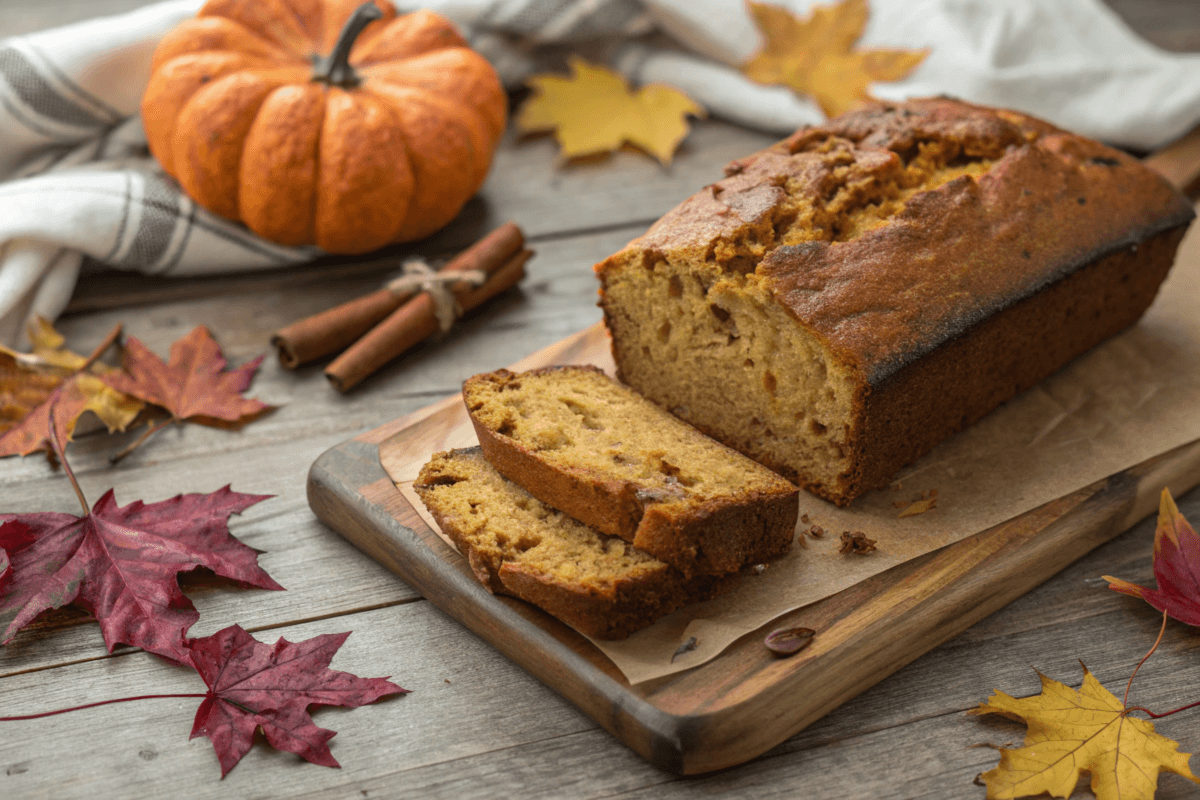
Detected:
[
  {"left": 1122, "top": 609, "right": 1169, "bottom": 707},
  {"left": 47, "top": 407, "right": 88, "bottom": 514},
  {"left": 0, "top": 693, "right": 208, "bottom": 721},
  {"left": 109, "top": 417, "right": 173, "bottom": 464},
  {"left": 79, "top": 323, "right": 122, "bottom": 372},
  {"left": 1126, "top": 698, "right": 1200, "bottom": 720}
]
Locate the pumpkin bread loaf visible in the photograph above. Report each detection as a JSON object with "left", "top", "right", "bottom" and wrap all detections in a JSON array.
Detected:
[
  {"left": 596, "top": 98, "right": 1195, "bottom": 506},
  {"left": 413, "top": 447, "right": 728, "bottom": 639},
  {"left": 463, "top": 366, "right": 799, "bottom": 577}
]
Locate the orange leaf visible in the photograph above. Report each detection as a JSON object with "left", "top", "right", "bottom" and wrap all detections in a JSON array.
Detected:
[
  {"left": 102, "top": 327, "right": 271, "bottom": 425},
  {"left": 741, "top": 0, "right": 927, "bottom": 118}
]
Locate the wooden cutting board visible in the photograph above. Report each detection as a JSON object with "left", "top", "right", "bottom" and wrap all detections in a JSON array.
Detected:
[{"left": 307, "top": 321, "right": 1200, "bottom": 776}]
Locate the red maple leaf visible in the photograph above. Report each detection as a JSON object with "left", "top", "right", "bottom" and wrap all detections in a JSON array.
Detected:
[
  {"left": 103, "top": 326, "right": 271, "bottom": 424},
  {"left": 186, "top": 625, "right": 406, "bottom": 776},
  {"left": 1105, "top": 489, "right": 1200, "bottom": 626},
  {"left": 0, "top": 520, "right": 34, "bottom": 594},
  {"left": 0, "top": 481, "right": 283, "bottom": 660}
]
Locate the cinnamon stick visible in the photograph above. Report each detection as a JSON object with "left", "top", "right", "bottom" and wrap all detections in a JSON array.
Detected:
[
  {"left": 325, "top": 248, "right": 532, "bottom": 391},
  {"left": 271, "top": 222, "right": 525, "bottom": 368}
]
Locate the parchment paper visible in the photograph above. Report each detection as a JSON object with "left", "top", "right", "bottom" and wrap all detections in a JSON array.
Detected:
[{"left": 387, "top": 210, "right": 1200, "bottom": 685}]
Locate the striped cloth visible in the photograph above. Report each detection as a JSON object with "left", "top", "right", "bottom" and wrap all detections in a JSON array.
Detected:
[{"left": 1, "top": 0, "right": 1198, "bottom": 346}]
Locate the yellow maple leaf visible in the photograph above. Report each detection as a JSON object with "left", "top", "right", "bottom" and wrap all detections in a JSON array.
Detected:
[
  {"left": 0, "top": 320, "right": 142, "bottom": 454},
  {"left": 518, "top": 58, "right": 704, "bottom": 166},
  {"left": 742, "top": 0, "right": 927, "bottom": 119},
  {"left": 28, "top": 316, "right": 89, "bottom": 370},
  {"left": 971, "top": 665, "right": 1200, "bottom": 799},
  {"left": 73, "top": 373, "right": 142, "bottom": 433}
]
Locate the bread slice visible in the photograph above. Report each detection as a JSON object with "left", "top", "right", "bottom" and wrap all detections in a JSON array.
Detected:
[
  {"left": 463, "top": 365, "right": 798, "bottom": 577},
  {"left": 413, "top": 447, "right": 727, "bottom": 639}
]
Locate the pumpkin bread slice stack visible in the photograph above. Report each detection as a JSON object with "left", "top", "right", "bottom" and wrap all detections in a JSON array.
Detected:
[
  {"left": 464, "top": 366, "right": 799, "bottom": 577},
  {"left": 413, "top": 366, "right": 799, "bottom": 640},
  {"left": 413, "top": 448, "right": 728, "bottom": 640}
]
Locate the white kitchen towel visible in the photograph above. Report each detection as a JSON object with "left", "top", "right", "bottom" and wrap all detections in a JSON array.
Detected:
[{"left": 1, "top": 0, "right": 1198, "bottom": 346}]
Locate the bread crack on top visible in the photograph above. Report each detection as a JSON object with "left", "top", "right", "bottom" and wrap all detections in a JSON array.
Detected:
[{"left": 596, "top": 98, "right": 1194, "bottom": 506}]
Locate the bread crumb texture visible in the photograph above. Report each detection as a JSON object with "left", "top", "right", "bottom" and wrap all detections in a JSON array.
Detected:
[
  {"left": 466, "top": 365, "right": 792, "bottom": 499},
  {"left": 414, "top": 447, "right": 726, "bottom": 639},
  {"left": 416, "top": 448, "right": 661, "bottom": 583},
  {"left": 464, "top": 366, "right": 798, "bottom": 576}
]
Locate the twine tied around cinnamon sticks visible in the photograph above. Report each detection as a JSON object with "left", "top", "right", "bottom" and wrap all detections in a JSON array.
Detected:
[
  {"left": 271, "top": 222, "right": 531, "bottom": 391},
  {"left": 385, "top": 259, "right": 487, "bottom": 333}
]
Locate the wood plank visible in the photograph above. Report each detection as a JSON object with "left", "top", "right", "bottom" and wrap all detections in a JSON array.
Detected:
[
  {"left": 0, "top": 431, "right": 424, "bottom": 678},
  {"left": 0, "top": 603, "right": 603, "bottom": 798},
  {"left": 6, "top": 490, "right": 1200, "bottom": 799}
]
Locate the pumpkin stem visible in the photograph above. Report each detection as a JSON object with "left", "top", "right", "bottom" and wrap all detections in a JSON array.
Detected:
[{"left": 313, "top": 1, "right": 383, "bottom": 88}]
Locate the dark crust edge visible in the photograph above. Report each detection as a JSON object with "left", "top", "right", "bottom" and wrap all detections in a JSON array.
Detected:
[
  {"left": 464, "top": 366, "right": 798, "bottom": 577},
  {"left": 852, "top": 204, "right": 1197, "bottom": 386},
  {"left": 823, "top": 222, "right": 1191, "bottom": 506}
]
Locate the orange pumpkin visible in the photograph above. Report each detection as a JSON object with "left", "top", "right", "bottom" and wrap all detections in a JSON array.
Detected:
[{"left": 142, "top": 0, "right": 507, "bottom": 254}]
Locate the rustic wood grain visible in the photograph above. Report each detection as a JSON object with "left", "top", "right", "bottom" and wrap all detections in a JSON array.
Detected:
[{"left": 2, "top": 2, "right": 1199, "bottom": 798}]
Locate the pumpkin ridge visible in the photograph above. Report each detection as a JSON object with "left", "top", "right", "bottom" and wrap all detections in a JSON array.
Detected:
[
  {"left": 365, "top": 82, "right": 491, "bottom": 187},
  {"left": 233, "top": 85, "right": 284, "bottom": 223},
  {"left": 359, "top": 49, "right": 506, "bottom": 143},
  {"left": 143, "top": 51, "right": 272, "bottom": 175},
  {"left": 313, "top": 88, "right": 413, "bottom": 252},
  {"left": 174, "top": 71, "right": 285, "bottom": 220},
  {"left": 364, "top": 89, "right": 417, "bottom": 245},
  {"left": 347, "top": 8, "right": 465, "bottom": 67},
  {"left": 202, "top": 0, "right": 315, "bottom": 59},
  {"left": 150, "top": 18, "right": 295, "bottom": 72},
  {"left": 239, "top": 83, "right": 326, "bottom": 245},
  {"left": 363, "top": 83, "right": 480, "bottom": 241},
  {"left": 309, "top": 85, "right": 326, "bottom": 246}
]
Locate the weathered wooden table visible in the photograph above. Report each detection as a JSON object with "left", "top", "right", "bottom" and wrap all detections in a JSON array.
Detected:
[{"left": 2, "top": 2, "right": 1199, "bottom": 798}]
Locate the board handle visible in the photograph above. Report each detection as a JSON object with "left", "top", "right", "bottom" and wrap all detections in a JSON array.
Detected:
[{"left": 1145, "top": 123, "right": 1200, "bottom": 197}]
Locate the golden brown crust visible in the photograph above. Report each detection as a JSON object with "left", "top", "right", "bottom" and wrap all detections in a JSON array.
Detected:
[
  {"left": 413, "top": 447, "right": 726, "bottom": 639},
  {"left": 595, "top": 98, "right": 1195, "bottom": 506},
  {"left": 463, "top": 366, "right": 798, "bottom": 576},
  {"left": 762, "top": 113, "right": 1192, "bottom": 384}
]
